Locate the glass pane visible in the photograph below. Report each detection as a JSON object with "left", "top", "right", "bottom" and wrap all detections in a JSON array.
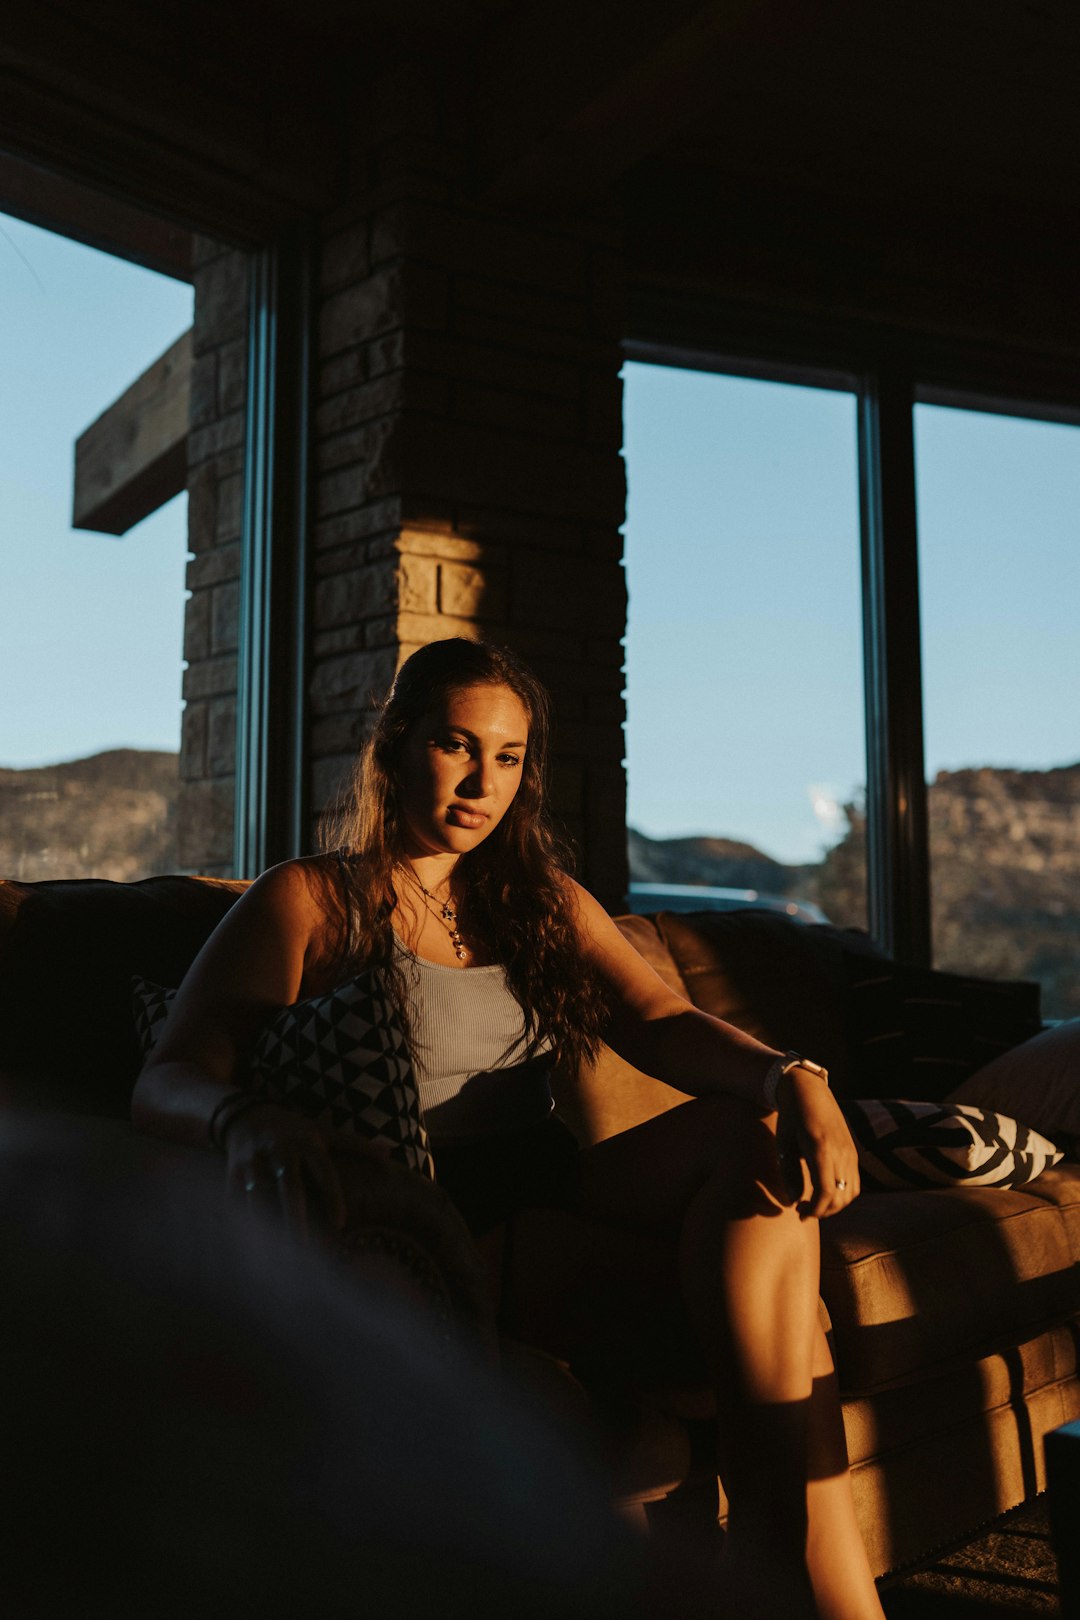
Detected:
[
  {"left": 0, "top": 212, "right": 193, "bottom": 881},
  {"left": 623, "top": 362, "right": 867, "bottom": 928},
  {"left": 916, "top": 404, "right": 1080, "bottom": 1019}
]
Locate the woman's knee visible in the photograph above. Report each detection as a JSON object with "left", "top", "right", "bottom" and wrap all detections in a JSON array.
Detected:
[
  {"left": 684, "top": 1094, "right": 789, "bottom": 1217},
  {"left": 692, "top": 1093, "right": 783, "bottom": 1184},
  {"left": 571, "top": 1093, "right": 783, "bottom": 1237}
]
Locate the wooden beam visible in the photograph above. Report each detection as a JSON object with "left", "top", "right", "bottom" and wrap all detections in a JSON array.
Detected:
[
  {"left": 73, "top": 330, "right": 191, "bottom": 536},
  {"left": 474, "top": 0, "right": 801, "bottom": 208},
  {"left": 0, "top": 150, "right": 192, "bottom": 281}
]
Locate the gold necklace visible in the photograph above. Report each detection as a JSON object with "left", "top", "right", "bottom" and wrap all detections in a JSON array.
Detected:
[{"left": 399, "top": 864, "right": 469, "bottom": 961}]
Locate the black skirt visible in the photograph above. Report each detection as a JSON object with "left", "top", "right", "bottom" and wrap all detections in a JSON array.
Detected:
[{"left": 431, "top": 1115, "right": 580, "bottom": 1238}]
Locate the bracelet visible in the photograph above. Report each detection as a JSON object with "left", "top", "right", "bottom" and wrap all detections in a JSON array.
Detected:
[
  {"left": 207, "top": 1090, "right": 266, "bottom": 1152},
  {"left": 762, "top": 1050, "right": 829, "bottom": 1112}
]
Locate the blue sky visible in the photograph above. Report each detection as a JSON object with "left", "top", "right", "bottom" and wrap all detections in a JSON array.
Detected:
[
  {"left": 625, "top": 365, "right": 1080, "bottom": 861},
  {"left": 0, "top": 212, "right": 192, "bottom": 766},
  {"left": 2, "top": 211, "right": 1078, "bottom": 865}
]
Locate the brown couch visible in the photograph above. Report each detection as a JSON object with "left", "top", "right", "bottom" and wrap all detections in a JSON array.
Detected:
[{"left": 2, "top": 874, "right": 1077, "bottom": 1579}]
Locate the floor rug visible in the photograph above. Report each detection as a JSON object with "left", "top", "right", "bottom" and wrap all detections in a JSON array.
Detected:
[{"left": 880, "top": 1498, "right": 1060, "bottom": 1617}]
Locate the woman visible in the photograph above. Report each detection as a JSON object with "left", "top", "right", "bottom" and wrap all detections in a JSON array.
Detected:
[{"left": 133, "top": 637, "right": 884, "bottom": 1620}]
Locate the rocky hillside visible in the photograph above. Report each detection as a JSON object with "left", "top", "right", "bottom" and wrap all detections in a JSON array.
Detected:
[
  {"left": 927, "top": 763, "right": 1080, "bottom": 1018},
  {"left": 0, "top": 750, "right": 178, "bottom": 882},
  {"left": 631, "top": 761, "right": 1080, "bottom": 1020}
]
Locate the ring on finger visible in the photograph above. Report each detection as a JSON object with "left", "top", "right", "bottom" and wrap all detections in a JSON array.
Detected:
[{"left": 834, "top": 1177, "right": 848, "bottom": 1191}]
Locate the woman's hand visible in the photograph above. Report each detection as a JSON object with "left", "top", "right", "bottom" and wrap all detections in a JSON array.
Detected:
[
  {"left": 775, "top": 1067, "right": 860, "bottom": 1219},
  {"left": 222, "top": 1102, "right": 349, "bottom": 1239}
]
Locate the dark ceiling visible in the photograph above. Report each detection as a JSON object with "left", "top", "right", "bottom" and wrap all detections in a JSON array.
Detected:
[{"left": 3, "top": 0, "right": 1080, "bottom": 364}]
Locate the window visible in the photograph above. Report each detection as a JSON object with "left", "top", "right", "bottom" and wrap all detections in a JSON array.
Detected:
[
  {"left": 915, "top": 403, "right": 1080, "bottom": 1018},
  {"left": 624, "top": 330, "right": 1080, "bottom": 1024},
  {"left": 0, "top": 211, "right": 192, "bottom": 881},
  {"left": 623, "top": 361, "right": 867, "bottom": 927}
]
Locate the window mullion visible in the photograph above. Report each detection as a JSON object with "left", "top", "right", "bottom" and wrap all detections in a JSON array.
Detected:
[
  {"left": 858, "top": 361, "right": 932, "bottom": 965},
  {"left": 235, "top": 226, "right": 314, "bottom": 878}
]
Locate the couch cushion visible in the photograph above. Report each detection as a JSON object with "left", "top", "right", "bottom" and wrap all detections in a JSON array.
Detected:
[
  {"left": 1021, "top": 1164, "right": 1080, "bottom": 1265},
  {"left": 820, "top": 1166, "right": 1080, "bottom": 1395},
  {"left": 841, "top": 1316, "right": 1080, "bottom": 1473},
  {"left": 844, "top": 960, "right": 1042, "bottom": 1101},
  {"left": 0, "top": 876, "right": 246, "bottom": 1115}
]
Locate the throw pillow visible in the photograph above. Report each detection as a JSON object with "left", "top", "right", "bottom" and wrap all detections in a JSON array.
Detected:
[
  {"left": 841, "top": 1096, "right": 1062, "bottom": 1190},
  {"left": 843, "top": 962, "right": 1042, "bottom": 1101},
  {"left": 947, "top": 1018, "right": 1080, "bottom": 1150},
  {"left": 132, "top": 976, "right": 434, "bottom": 1179}
]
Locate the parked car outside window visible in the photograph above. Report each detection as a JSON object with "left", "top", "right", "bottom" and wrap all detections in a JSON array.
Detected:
[{"left": 627, "top": 882, "right": 829, "bottom": 924}]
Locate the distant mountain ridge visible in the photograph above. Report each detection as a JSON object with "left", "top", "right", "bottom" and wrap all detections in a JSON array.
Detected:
[
  {"left": 0, "top": 749, "right": 178, "bottom": 882},
  {"left": 627, "top": 828, "right": 797, "bottom": 894}
]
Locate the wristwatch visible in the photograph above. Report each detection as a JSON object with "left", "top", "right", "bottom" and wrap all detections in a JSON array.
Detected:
[{"left": 762, "top": 1050, "right": 829, "bottom": 1111}]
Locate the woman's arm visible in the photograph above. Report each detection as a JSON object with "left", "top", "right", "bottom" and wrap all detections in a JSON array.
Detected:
[
  {"left": 567, "top": 879, "right": 777, "bottom": 1098},
  {"left": 132, "top": 859, "right": 346, "bottom": 1230},
  {"left": 567, "top": 879, "right": 860, "bottom": 1217}
]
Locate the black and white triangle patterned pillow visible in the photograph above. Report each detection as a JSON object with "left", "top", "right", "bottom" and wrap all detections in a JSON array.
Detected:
[
  {"left": 841, "top": 1097, "right": 1061, "bottom": 1190},
  {"left": 133, "top": 975, "right": 434, "bottom": 1180}
]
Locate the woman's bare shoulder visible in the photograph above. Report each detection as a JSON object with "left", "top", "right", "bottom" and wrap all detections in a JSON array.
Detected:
[
  {"left": 555, "top": 871, "right": 607, "bottom": 926},
  {"left": 253, "top": 852, "right": 341, "bottom": 904},
  {"left": 250, "top": 855, "right": 350, "bottom": 959}
]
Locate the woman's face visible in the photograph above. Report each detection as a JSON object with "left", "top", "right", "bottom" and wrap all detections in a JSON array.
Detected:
[{"left": 396, "top": 681, "right": 530, "bottom": 860}]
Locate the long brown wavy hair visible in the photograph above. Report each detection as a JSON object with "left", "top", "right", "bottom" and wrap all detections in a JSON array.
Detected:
[{"left": 321, "top": 638, "right": 609, "bottom": 1072}]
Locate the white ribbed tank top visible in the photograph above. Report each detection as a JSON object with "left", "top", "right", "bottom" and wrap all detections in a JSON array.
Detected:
[{"left": 392, "top": 935, "right": 554, "bottom": 1143}]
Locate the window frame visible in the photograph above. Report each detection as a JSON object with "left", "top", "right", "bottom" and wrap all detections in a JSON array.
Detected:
[{"left": 624, "top": 321, "right": 1080, "bottom": 967}]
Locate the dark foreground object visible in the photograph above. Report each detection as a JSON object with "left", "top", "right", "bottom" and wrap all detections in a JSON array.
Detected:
[{"left": 0, "top": 1116, "right": 714, "bottom": 1620}]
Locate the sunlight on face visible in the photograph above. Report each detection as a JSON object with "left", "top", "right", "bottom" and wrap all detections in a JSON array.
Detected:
[{"left": 396, "top": 682, "right": 530, "bottom": 859}]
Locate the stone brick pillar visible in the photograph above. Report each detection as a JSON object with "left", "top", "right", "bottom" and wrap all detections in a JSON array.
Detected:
[
  {"left": 311, "top": 172, "right": 628, "bottom": 905},
  {"left": 178, "top": 238, "right": 247, "bottom": 876}
]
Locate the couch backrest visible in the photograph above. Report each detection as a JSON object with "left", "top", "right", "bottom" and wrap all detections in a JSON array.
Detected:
[
  {"left": 0, "top": 877, "right": 1041, "bottom": 1132},
  {"left": 0, "top": 876, "right": 247, "bottom": 1116}
]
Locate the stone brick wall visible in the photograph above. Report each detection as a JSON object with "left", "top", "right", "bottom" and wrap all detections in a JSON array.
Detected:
[
  {"left": 179, "top": 236, "right": 247, "bottom": 877},
  {"left": 311, "top": 180, "right": 628, "bottom": 904},
  {"left": 179, "top": 83, "right": 630, "bottom": 905}
]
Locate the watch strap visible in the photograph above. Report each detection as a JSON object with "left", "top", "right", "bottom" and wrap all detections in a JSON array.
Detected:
[{"left": 762, "top": 1050, "right": 829, "bottom": 1111}]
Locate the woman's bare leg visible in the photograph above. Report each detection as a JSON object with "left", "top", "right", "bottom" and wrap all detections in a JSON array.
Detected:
[
  {"left": 505, "top": 1095, "right": 884, "bottom": 1620},
  {"left": 804, "top": 1327, "right": 885, "bottom": 1620},
  {"left": 676, "top": 1138, "right": 819, "bottom": 1614}
]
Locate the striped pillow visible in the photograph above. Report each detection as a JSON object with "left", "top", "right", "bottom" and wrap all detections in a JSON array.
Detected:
[{"left": 841, "top": 1097, "right": 1062, "bottom": 1190}]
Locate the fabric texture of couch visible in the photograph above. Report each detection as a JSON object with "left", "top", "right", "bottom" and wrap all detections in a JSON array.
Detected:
[{"left": 1, "top": 875, "right": 1076, "bottom": 1579}]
